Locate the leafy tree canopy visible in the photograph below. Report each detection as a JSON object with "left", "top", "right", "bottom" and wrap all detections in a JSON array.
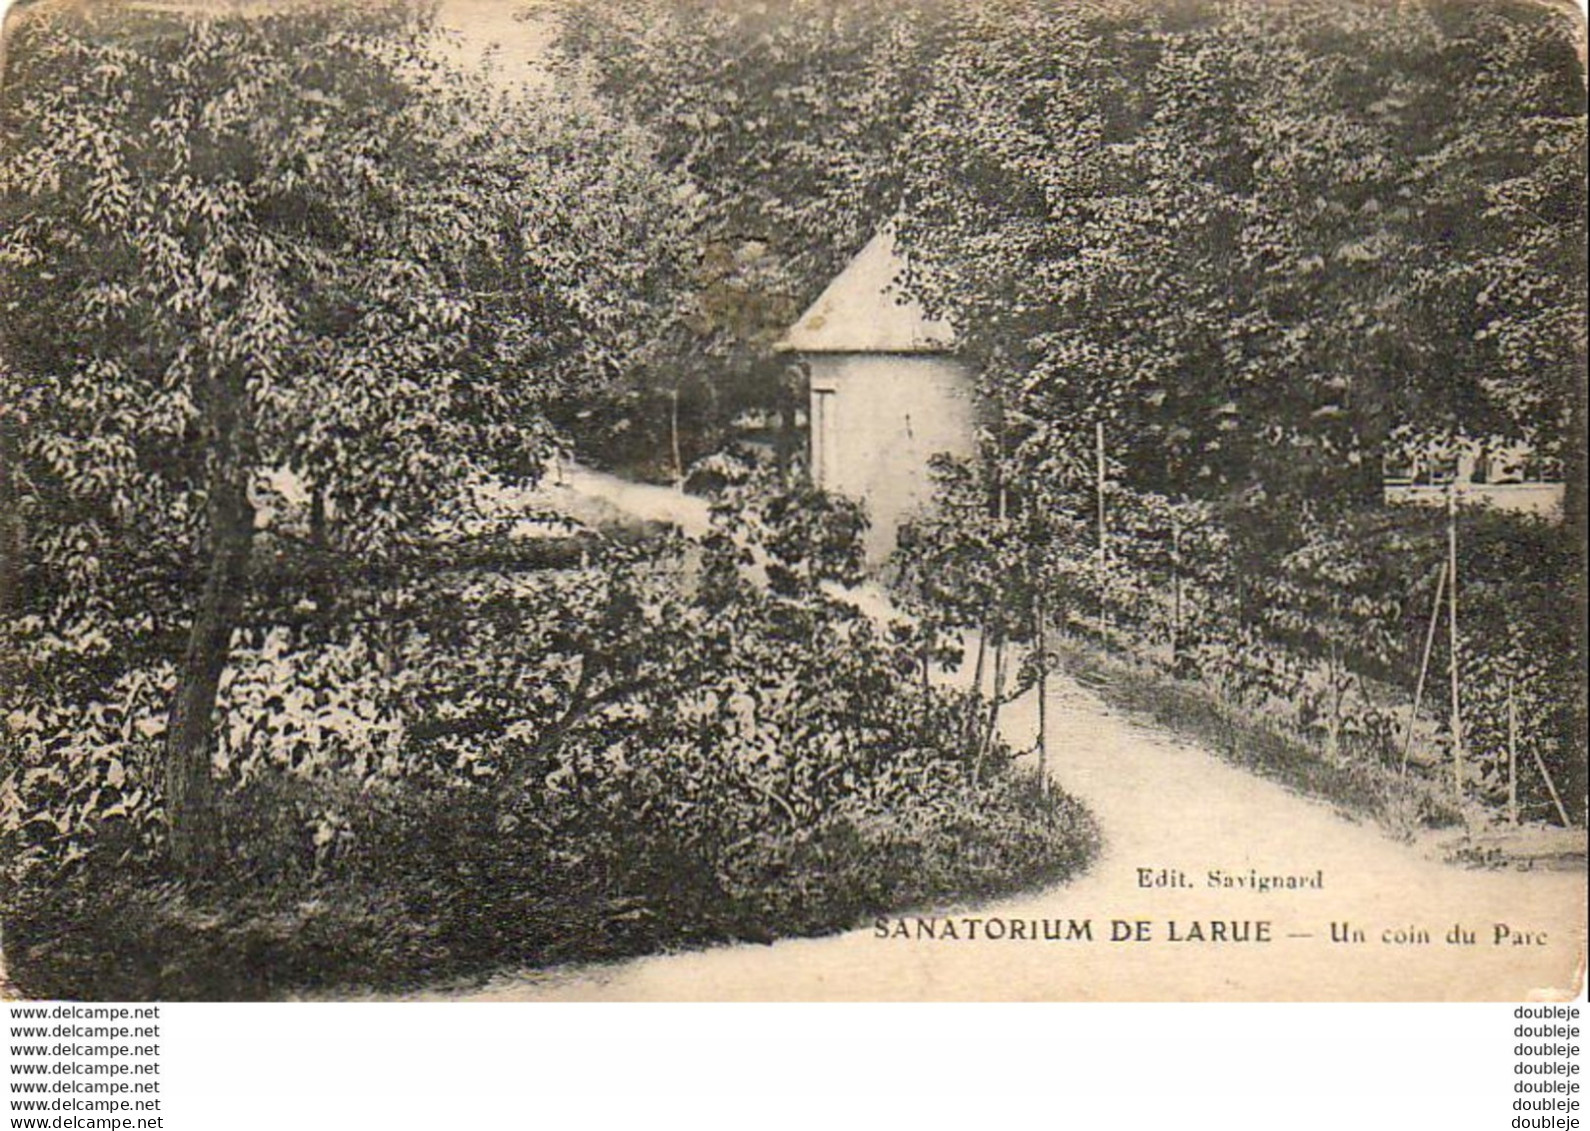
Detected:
[
  {"left": 0, "top": 2, "right": 686, "bottom": 868},
  {"left": 891, "top": 0, "right": 1585, "bottom": 505}
]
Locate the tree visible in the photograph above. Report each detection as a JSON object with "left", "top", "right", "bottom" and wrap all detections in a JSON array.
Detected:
[
  {"left": 878, "top": 0, "right": 1582, "bottom": 825},
  {"left": 0, "top": 4, "right": 682, "bottom": 873},
  {"left": 541, "top": 0, "right": 949, "bottom": 471},
  {"left": 893, "top": 0, "right": 1584, "bottom": 510}
]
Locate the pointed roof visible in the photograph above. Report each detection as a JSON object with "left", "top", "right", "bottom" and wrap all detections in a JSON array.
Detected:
[{"left": 777, "top": 227, "right": 956, "bottom": 354}]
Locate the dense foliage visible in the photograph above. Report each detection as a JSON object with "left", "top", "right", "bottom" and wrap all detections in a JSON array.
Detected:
[
  {"left": 894, "top": 0, "right": 1584, "bottom": 503},
  {"left": 0, "top": 4, "right": 1098, "bottom": 998},
  {"left": 882, "top": 0, "right": 1585, "bottom": 828},
  {"left": 550, "top": 0, "right": 1584, "bottom": 509},
  {"left": 541, "top": 0, "right": 951, "bottom": 477},
  {"left": 0, "top": 0, "right": 1581, "bottom": 1001},
  {"left": 901, "top": 470, "right": 1581, "bottom": 830},
  {"left": 552, "top": 0, "right": 1585, "bottom": 830},
  {"left": 3, "top": 475, "right": 1095, "bottom": 999},
  {"left": 0, "top": 3, "right": 690, "bottom": 871},
  {"left": 551, "top": 5, "right": 1583, "bottom": 833}
]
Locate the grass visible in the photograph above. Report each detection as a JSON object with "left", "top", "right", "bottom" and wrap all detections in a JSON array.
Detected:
[{"left": 1049, "top": 633, "right": 1465, "bottom": 841}]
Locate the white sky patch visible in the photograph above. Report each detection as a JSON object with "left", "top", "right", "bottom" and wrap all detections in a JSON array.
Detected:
[{"left": 434, "top": 0, "right": 555, "bottom": 94}]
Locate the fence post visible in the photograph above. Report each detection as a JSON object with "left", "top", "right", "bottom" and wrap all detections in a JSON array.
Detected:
[
  {"left": 1036, "top": 585, "right": 1049, "bottom": 795},
  {"left": 1096, "top": 420, "right": 1107, "bottom": 639},
  {"left": 1447, "top": 481, "right": 1463, "bottom": 795},
  {"left": 1507, "top": 676, "right": 1518, "bottom": 827},
  {"left": 1170, "top": 502, "right": 1182, "bottom": 667},
  {"left": 968, "top": 605, "right": 989, "bottom": 746},
  {"left": 1400, "top": 560, "right": 1446, "bottom": 778},
  {"left": 670, "top": 385, "right": 683, "bottom": 491},
  {"left": 975, "top": 627, "right": 1009, "bottom": 785},
  {"left": 1528, "top": 740, "right": 1573, "bottom": 828}
]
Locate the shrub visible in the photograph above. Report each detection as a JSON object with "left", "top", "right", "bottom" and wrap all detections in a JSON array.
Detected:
[
  {"left": 2, "top": 477, "right": 1099, "bottom": 999},
  {"left": 900, "top": 454, "right": 1582, "bottom": 832}
]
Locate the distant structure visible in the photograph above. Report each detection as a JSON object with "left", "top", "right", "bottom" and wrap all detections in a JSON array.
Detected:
[
  {"left": 1382, "top": 431, "right": 1565, "bottom": 519},
  {"left": 776, "top": 228, "right": 977, "bottom": 562}
]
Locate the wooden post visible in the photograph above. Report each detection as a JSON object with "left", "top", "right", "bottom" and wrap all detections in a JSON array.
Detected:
[
  {"left": 1326, "top": 640, "right": 1342, "bottom": 763},
  {"left": 1507, "top": 676, "right": 1519, "bottom": 827},
  {"left": 1169, "top": 503, "right": 1182, "bottom": 667},
  {"left": 1447, "top": 481, "right": 1463, "bottom": 795},
  {"left": 670, "top": 385, "right": 683, "bottom": 491},
  {"left": 1401, "top": 561, "right": 1446, "bottom": 777},
  {"left": 968, "top": 610, "right": 989, "bottom": 745},
  {"left": 975, "top": 628, "right": 1008, "bottom": 784},
  {"left": 1096, "top": 421, "right": 1107, "bottom": 550},
  {"left": 1096, "top": 419, "right": 1107, "bottom": 638},
  {"left": 990, "top": 633, "right": 1008, "bottom": 739},
  {"left": 1036, "top": 585, "right": 1049, "bottom": 794},
  {"left": 1528, "top": 738, "right": 1574, "bottom": 828}
]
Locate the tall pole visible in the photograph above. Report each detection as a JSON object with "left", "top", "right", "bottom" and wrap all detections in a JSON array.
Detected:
[
  {"left": 1447, "top": 481, "right": 1463, "bottom": 795},
  {"left": 1036, "top": 583, "right": 1049, "bottom": 795},
  {"left": 670, "top": 385, "right": 683, "bottom": 491},
  {"left": 1401, "top": 560, "right": 1447, "bottom": 778},
  {"left": 1096, "top": 419, "right": 1107, "bottom": 638},
  {"left": 1096, "top": 419, "right": 1107, "bottom": 554},
  {"left": 1170, "top": 502, "right": 1182, "bottom": 666},
  {"left": 1507, "top": 675, "right": 1519, "bottom": 827},
  {"left": 1529, "top": 735, "right": 1574, "bottom": 827}
]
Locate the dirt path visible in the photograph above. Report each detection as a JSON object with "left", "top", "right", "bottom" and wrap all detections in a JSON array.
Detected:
[
  {"left": 548, "top": 463, "right": 712, "bottom": 539},
  {"left": 428, "top": 471, "right": 1586, "bottom": 1002}
]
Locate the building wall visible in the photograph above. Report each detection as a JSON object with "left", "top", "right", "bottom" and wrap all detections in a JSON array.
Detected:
[
  {"left": 807, "top": 352, "right": 976, "bottom": 562},
  {"left": 1383, "top": 482, "right": 1565, "bottom": 519}
]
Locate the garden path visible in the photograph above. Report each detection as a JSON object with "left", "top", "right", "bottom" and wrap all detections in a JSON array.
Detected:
[
  {"left": 547, "top": 463, "right": 713, "bottom": 540},
  {"left": 422, "top": 469, "right": 1585, "bottom": 1001}
]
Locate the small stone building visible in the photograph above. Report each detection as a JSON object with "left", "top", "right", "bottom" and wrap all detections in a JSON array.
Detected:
[{"left": 776, "top": 229, "right": 977, "bottom": 562}]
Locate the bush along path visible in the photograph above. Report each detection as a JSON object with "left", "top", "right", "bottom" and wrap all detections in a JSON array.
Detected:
[
  {"left": 385, "top": 470, "right": 1584, "bottom": 1003},
  {"left": 413, "top": 630, "right": 1585, "bottom": 1002},
  {"left": 0, "top": 463, "right": 1096, "bottom": 1000}
]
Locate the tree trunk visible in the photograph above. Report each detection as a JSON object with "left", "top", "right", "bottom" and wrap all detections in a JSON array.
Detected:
[
  {"left": 165, "top": 360, "right": 256, "bottom": 879},
  {"left": 670, "top": 385, "right": 684, "bottom": 490},
  {"left": 164, "top": 471, "right": 254, "bottom": 876},
  {"left": 307, "top": 483, "right": 335, "bottom": 633},
  {"left": 310, "top": 482, "right": 328, "bottom": 551},
  {"left": 0, "top": 413, "right": 21, "bottom": 617}
]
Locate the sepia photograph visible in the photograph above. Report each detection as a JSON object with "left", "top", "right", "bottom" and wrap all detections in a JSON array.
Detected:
[{"left": 0, "top": 0, "right": 1584, "bottom": 1004}]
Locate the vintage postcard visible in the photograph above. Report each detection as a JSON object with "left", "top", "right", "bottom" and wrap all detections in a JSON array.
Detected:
[{"left": 0, "top": 0, "right": 1584, "bottom": 1003}]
